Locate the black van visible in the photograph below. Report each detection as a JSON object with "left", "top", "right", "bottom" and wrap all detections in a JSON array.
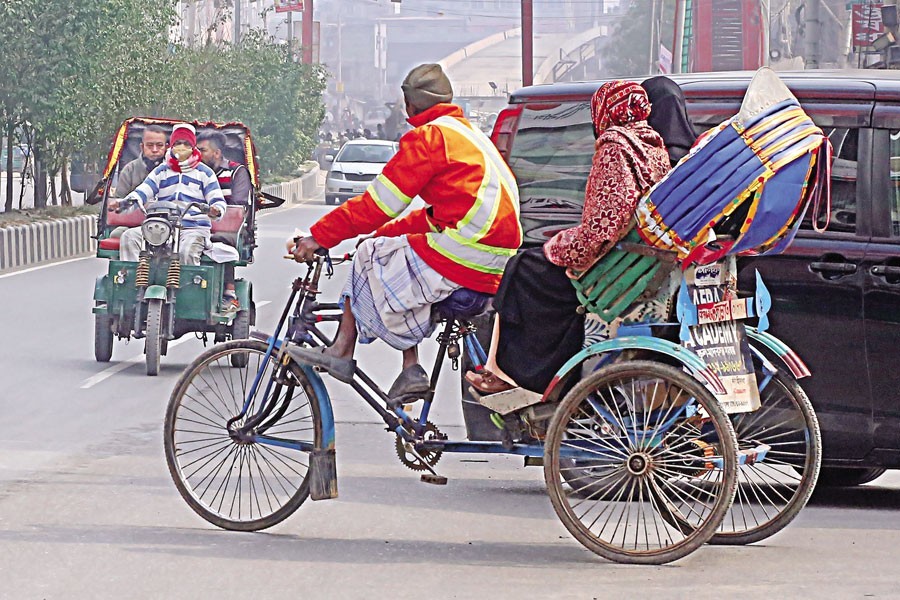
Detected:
[{"left": 490, "top": 69, "right": 900, "bottom": 485}]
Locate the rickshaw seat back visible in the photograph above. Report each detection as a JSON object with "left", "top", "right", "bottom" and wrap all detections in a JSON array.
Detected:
[
  {"left": 570, "top": 229, "right": 677, "bottom": 322},
  {"left": 210, "top": 206, "right": 246, "bottom": 247},
  {"left": 432, "top": 288, "right": 492, "bottom": 321},
  {"left": 634, "top": 67, "right": 831, "bottom": 266},
  {"left": 105, "top": 208, "right": 145, "bottom": 228}
]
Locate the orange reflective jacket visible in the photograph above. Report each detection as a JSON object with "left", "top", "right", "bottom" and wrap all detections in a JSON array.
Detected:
[{"left": 310, "top": 103, "right": 522, "bottom": 294}]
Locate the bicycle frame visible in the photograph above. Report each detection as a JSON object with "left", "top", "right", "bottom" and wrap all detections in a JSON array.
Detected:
[{"left": 225, "top": 256, "right": 753, "bottom": 471}]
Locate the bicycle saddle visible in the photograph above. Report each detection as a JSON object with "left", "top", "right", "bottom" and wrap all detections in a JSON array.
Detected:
[{"left": 432, "top": 288, "right": 492, "bottom": 321}]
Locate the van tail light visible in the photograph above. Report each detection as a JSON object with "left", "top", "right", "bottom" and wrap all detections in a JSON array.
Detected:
[{"left": 490, "top": 105, "right": 524, "bottom": 162}]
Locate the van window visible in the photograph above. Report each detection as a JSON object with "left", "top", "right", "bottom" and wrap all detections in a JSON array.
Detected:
[{"left": 806, "top": 127, "right": 858, "bottom": 233}]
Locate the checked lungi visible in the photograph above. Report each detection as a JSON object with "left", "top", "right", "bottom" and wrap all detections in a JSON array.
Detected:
[{"left": 343, "top": 235, "right": 460, "bottom": 350}]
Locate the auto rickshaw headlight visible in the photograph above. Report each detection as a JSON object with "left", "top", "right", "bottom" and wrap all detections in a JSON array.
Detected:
[{"left": 142, "top": 217, "right": 172, "bottom": 247}]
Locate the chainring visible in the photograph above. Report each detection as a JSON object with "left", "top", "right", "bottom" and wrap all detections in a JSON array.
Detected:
[{"left": 395, "top": 421, "right": 445, "bottom": 472}]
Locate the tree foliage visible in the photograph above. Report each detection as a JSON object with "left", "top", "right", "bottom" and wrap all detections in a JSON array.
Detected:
[
  {"left": 0, "top": 0, "right": 326, "bottom": 209},
  {"left": 602, "top": 0, "right": 676, "bottom": 78}
]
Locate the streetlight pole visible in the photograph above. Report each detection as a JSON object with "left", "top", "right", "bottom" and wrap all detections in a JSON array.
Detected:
[
  {"left": 522, "top": 0, "right": 533, "bottom": 87},
  {"left": 302, "top": 0, "right": 314, "bottom": 64}
]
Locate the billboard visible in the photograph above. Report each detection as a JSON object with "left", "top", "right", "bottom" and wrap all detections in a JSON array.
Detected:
[
  {"left": 274, "top": 0, "right": 305, "bottom": 13},
  {"left": 851, "top": 3, "right": 885, "bottom": 47}
]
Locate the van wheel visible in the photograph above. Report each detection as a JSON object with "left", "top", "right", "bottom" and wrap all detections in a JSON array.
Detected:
[
  {"left": 817, "top": 467, "right": 886, "bottom": 487},
  {"left": 94, "top": 313, "right": 113, "bottom": 362},
  {"left": 325, "top": 196, "right": 336, "bottom": 206}
]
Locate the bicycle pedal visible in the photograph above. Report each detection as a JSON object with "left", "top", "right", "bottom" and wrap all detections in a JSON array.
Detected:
[{"left": 420, "top": 473, "right": 448, "bottom": 485}]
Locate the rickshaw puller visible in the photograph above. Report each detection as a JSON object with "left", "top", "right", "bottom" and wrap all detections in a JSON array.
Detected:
[
  {"left": 288, "top": 63, "right": 522, "bottom": 398},
  {"left": 111, "top": 123, "right": 227, "bottom": 266}
]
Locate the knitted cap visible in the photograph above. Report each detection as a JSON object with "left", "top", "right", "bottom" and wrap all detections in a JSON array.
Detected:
[
  {"left": 170, "top": 123, "right": 197, "bottom": 147},
  {"left": 401, "top": 64, "right": 453, "bottom": 111}
]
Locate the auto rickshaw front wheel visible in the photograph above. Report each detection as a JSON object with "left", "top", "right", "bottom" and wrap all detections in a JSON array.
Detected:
[
  {"left": 94, "top": 313, "right": 113, "bottom": 363},
  {"left": 145, "top": 299, "right": 164, "bottom": 376}
]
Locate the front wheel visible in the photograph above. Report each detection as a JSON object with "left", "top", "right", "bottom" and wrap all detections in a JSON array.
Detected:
[
  {"left": 544, "top": 361, "right": 738, "bottom": 565},
  {"left": 145, "top": 299, "right": 164, "bottom": 376},
  {"left": 164, "top": 340, "right": 322, "bottom": 531}
]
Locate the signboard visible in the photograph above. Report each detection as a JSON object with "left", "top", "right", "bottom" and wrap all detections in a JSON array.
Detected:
[
  {"left": 681, "top": 262, "right": 761, "bottom": 414},
  {"left": 275, "top": 0, "right": 305, "bottom": 13},
  {"left": 851, "top": 3, "right": 885, "bottom": 47}
]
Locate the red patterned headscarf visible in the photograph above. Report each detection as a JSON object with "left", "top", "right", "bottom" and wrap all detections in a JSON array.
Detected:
[{"left": 591, "top": 80, "right": 652, "bottom": 136}]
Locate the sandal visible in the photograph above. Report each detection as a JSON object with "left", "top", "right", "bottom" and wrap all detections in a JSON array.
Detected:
[{"left": 465, "top": 369, "right": 516, "bottom": 394}]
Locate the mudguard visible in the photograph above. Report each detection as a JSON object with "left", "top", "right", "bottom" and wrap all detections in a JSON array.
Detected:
[
  {"left": 142, "top": 285, "right": 167, "bottom": 301},
  {"left": 745, "top": 326, "right": 811, "bottom": 379},
  {"left": 235, "top": 279, "right": 252, "bottom": 315},
  {"left": 93, "top": 275, "right": 109, "bottom": 307},
  {"left": 298, "top": 364, "right": 338, "bottom": 500},
  {"left": 540, "top": 335, "right": 726, "bottom": 403}
]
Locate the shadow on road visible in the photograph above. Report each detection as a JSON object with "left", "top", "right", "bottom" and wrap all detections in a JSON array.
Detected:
[{"left": 808, "top": 484, "right": 900, "bottom": 510}]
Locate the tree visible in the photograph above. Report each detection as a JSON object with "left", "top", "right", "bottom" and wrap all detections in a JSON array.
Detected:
[{"left": 602, "top": 0, "right": 676, "bottom": 77}]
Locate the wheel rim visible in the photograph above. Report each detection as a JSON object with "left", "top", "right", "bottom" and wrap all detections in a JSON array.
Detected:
[
  {"left": 717, "top": 367, "right": 819, "bottom": 540},
  {"left": 169, "top": 345, "right": 317, "bottom": 526},
  {"left": 548, "top": 364, "right": 736, "bottom": 560}
]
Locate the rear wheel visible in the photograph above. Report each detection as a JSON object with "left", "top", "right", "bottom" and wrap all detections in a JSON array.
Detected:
[
  {"left": 164, "top": 340, "right": 322, "bottom": 531},
  {"left": 145, "top": 299, "right": 163, "bottom": 376},
  {"left": 818, "top": 467, "right": 886, "bottom": 487},
  {"left": 711, "top": 363, "right": 821, "bottom": 545},
  {"left": 544, "top": 361, "right": 738, "bottom": 565},
  {"left": 230, "top": 309, "right": 251, "bottom": 368},
  {"left": 94, "top": 313, "right": 113, "bottom": 362}
]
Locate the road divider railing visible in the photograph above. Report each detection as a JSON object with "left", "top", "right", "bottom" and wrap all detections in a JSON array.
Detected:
[{"left": 0, "top": 215, "right": 97, "bottom": 273}]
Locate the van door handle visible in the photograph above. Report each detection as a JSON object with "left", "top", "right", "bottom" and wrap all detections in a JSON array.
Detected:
[
  {"left": 870, "top": 265, "right": 900, "bottom": 277},
  {"left": 809, "top": 262, "right": 857, "bottom": 274}
]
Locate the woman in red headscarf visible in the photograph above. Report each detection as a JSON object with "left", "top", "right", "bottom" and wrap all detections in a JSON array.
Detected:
[{"left": 466, "top": 80, "right": 671, "bottom": 394}]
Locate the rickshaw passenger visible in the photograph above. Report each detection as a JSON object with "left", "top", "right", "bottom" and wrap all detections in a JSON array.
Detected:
[
  {"left": 288, "top": 63, "right": 522, "bottom": 398},
  {"left": 110, "top": 123, "right": 227, "bottom": 265},
  {"left": 198, "top": 130, "right": 252, "bottom": 311},
  {"left": 114, "top": 124, "right": 168, "bottom": 197},
  {"left": 465, "top": 81, "right": 671, "bottom": 395},
  {"left": 642, "top": 75, "right": 698, "bottom": 167}
]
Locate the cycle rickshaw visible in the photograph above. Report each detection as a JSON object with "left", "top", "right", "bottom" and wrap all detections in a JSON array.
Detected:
[
  {"left": 162, "top": 69, "right": 826, "bottom": 564},
  {"left": 88, "top": 118, "right": 282, "bottom": 375}
]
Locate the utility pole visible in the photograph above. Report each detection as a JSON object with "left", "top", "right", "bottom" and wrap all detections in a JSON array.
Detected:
[
  {"left": 234, "top": 0, "right": 241, "bottom": 45},
  {"left": 649, "top": 0, "right": 659, "bottom": 74},
  {"left": 803, "top": 0, "right": 821, "bottom": 69},
  {"left": 522, "top": 0, "right": 533, "bottom": 87},
  {"left": 672, "top": 0, "right": 686, "bottom": 74},
  {"left": 302, "top": 0, "right": 314, "bottom": 64}
]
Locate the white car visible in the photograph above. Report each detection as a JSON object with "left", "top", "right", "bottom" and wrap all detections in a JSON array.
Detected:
[{"left": 324, "top": 139, "right": 399, "bottom": 205}]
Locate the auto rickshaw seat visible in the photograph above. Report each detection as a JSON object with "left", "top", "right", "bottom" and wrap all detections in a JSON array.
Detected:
[{"left": 105, "top": 207, "right": 145, "bottom": 228}]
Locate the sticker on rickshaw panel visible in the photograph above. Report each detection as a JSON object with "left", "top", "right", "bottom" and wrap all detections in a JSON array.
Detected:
[{"left": 682, "top": 261, "right": 761, "bottom": 414}]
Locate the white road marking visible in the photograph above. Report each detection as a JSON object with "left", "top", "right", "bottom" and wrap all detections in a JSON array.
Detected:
[
  {"left": 80, "top": 300, "right": 272, "bottom": 389},
  {"left": 0, "top": 256, "right": 92, "bottom": 279},
  {"left": 79, "top": 337, "right": 193, "bottom": 389}
]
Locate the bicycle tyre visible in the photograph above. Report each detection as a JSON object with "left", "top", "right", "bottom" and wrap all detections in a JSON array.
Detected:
[
  {"left": 164, "top": 339, "right": 322, "bottom": 531},
  {"left": 711, "top": 364, "right": 821, "bottom": 545},
  {"left": 229, "top": 309, "right": 251, "bottom": 368},
  {"left": 544, "top": 360, "right": 738, "bottom": 565}
]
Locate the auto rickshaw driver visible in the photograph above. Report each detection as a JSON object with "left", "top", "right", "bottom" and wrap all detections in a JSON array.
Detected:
[{"left": 109, "top": 123, "right": 228, "bottom": 266}]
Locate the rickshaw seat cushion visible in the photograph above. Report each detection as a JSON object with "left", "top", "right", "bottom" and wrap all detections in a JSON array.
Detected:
[
  {"left": 106, "top": 208, "right": 144, "bottom": 228},
  {"left": 433, "top": 288, "right": 492, "bottom": 321},
  {"left": 570, "top": 229, "right": 677, "bottom": 322},
  {"left": 99, "top": 237, "right": 121, "bottom": 251}
]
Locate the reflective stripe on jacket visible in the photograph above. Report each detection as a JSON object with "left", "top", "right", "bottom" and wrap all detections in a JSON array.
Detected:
[{"left": 310, "top": 103, "right": 522, "bottom": 294}]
